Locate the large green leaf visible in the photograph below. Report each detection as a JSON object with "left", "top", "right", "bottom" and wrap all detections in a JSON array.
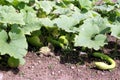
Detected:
[
  {"left": 53, "top": 7, "right": 73, "bottom": 15},
  {"left": 22, "top": 11, "right": 42, "bottom": 35},
  {"left": 93, "top": 4, "right": 114, "bottom": 12},
  {"left": 78, "top": 0, "right": 92, "bottom": 9},
  {"left": 0, "top": 25, "right": 28, "bottom": 64},
  {"left": 39, "top": 18, "right": 54, "bottom": 27},
  {"left": 53, "top": 15, "right": 79, "bottom": 32},
  {"left": 118, "top": 0, "right": 120, "bottom": 4},
  {"left": 36, "top": 1, "right": 55, "bottom": 14},
  {"left": 0, "top": 5, "right": 25, "bottom": 25},
  {"left": 71, "top": 10, "right": 100, "bottom": 22},
  {"left": 110, "top": 22, "right": 120, "bottom": 39},
  {"left": 6, "top": 0, "right": 29, "bottom": 3},
  {"left": 74, "top": 17, "right": 108, "bottom": 50},
  {"left": 53, "top": 3, "right": 80, "bottom": 15},
  {"left": 53, "top": 10, "right": 100, "bottom": 33}
]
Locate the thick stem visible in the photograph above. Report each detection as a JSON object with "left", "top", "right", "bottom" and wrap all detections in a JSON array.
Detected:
[{"left": 114, "top": 38, "right": 118, "bottom": 54}]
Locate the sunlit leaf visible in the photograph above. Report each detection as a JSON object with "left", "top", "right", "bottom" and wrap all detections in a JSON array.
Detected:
[
  {"left": 39, "top": 18, "right": 54, "bottom": 27},
  {"left": 74, "top": 17, "right": 108, "bottom": 50},
  {"left": 0, "top": 25, "right": 28, "bottom": 64},
  {"left": 36, "top": 1, "right": 55, "bottom": 14},
  {"left": 53, "top": 15, "right": 79, "bottom": 32},
  {"left": 6, "top": 0, "right": 29, "bottom": 3},
  {"left": 0, "top": 5, "right": 25, "bottom": 25},
  {"left": 110, "top": 22, "right": 120, "bottom": 39},
  {"left": 22, "top": 11, "right": 42, "bottom": 35},
  {"left": 78, "top": 0, "right": 92, "bottom": 9}
]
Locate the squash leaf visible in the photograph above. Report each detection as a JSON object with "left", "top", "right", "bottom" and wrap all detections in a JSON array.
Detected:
[
  {"left": 0, "top": 25, "right": 28, "bottom": 65},
  {"left": 110, "top": 22, "right": 120, "bottom": 39},
  {"left": 36, "top": 1, "right": 55, "bottom": 14},
  {"left": 78, "top": 0, "right": 92, "bottom": 10},
  {"left": 22, "top": 11, "right": 42, "bottom": 35},
  {"left": 0, "top": 5, "right": 25, "bottom": 25},
  {"left": 74, "top": 17, "right": 108, "bottom": 50},
  {"left": 53, "top": 15, "right": 79, "bottom": 33}
]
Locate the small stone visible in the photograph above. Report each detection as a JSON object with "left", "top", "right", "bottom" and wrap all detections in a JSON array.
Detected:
[
  {"left": 71, "top": 66, "right": 75, "bottom": 69},
  {"left": 101, "top": 72, "right": 105, "bottom": 75},
  {"left": 38, "top": 61, "right": 41, "bottom": 64},
  {"left": 0, "top": 72, "right": 3, "bottom": 80},
  {"left": 51, "top": 72, "right": 55, "bottom": 75},
  {"left": 55, "top": 56, "right": 60, "bottom": 60},
  {"left": 78, "top": 69, "right": 81, "bottom": 72},
  {"left": 58, "top": 70, "right": 62, "bottom": 74}
]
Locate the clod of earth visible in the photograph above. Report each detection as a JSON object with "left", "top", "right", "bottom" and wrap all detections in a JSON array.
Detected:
[{"left": 39, "top": 46, "right": 54, "bottom": 56}]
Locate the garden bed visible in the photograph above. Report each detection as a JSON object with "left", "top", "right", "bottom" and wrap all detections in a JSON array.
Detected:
[{"left": 1, "top": 35, "right": 120, "bottom": 80}]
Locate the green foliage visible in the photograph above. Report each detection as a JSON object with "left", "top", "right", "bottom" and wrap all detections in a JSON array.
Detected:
[
  {"left": 53, "top": 15, "right": 79, "bottom": 33},
  {"left": 20, "top": 5, "right": 42, "bottom": 35},
  {"left": 74, "top": 17, "right": 109, "bottom": 50},
  {"left": 0, "top": 26, "right": 27, "bottom": 65},
  {"left": 36, "top": 1, "right": 55, "bottom": 14},
  {"left": 0, "top": 5, "right": 25, "bottom": 25},
  {"left": 6, "top": 0, "right": 28, "bottom": 3},
  {"left": 0, "top": 0, "right": 120, "bottom": 67},
  {"left": 78, "top": 0, "right": 92, "bottom": 9},
  {"left": 110, "top": 22, "right": 120, "bottom": 39}
]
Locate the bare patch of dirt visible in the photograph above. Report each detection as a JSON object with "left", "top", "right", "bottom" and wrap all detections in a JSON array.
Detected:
[{"left": 0, "top": 51, "right": 120, "bottom": 80}]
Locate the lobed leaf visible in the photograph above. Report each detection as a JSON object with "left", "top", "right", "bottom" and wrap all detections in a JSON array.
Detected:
[
  {"left": 6, "top": 0, "right": 29, "bottom": 3},
  {"left": 74, "top": 17, "right": 108, "bottom": 50},
  {"left": 53, "top": 15, "right": 79, "bottom": 32},
  {"left": 0, "top": 5, "right": 25, "bottom": 25},
  {"left": 39, "top": 18, "right": 54, "bottom": 27},
  {"left": 36, "top": 1, "right": 56, "bottom": 14},
  {"left": 110, "top": 22, "right": 120, "bottom": 39},
  {"left": 22, "top": 11, "right": 42, "bottom": 35},
  {"left": 0, "top": 25, "right": 28, "bottom": 64},
  {"left": 78, "top": 0, "right": 92, "bottom": 10}
]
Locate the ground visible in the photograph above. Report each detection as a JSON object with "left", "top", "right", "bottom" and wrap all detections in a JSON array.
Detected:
[
  {"left": 1, "top": 35, "right": 120, "bottom": 80},
  {"left": 1, "top": 52, "right": 120, "bottom": 80}
]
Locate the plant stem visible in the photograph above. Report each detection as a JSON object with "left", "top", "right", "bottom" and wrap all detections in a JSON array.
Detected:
[{"left": 114, "top": 38, "right": 118, "bottom": 54}]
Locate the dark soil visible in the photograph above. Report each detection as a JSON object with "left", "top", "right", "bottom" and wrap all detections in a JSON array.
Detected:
[{"left": 1, "top": 35, "right": 120, "bottom": 80}]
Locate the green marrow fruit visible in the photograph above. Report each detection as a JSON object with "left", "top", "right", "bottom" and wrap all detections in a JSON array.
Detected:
[
  {"left": 93, "top": 52, "right": 116, "bottom": 70},
  {"left": 8, "top": 57, "right": 19, "bottom": 68},
  {"left": 31, "top": 30, "right": 41, "bottom": 36},
  {"left": 58, "top": 35, "right": 68, "bottom": 45},
  {"left": 47, "top": 37, "right": 64, "bottom": 48},
  {"left": 27, "top": 36, "right": 43, "bottom": 47}
]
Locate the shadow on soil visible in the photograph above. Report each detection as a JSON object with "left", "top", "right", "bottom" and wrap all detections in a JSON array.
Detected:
[
  {"left": 59, "top": 39, "right": 120, "bottom": 66},
  {"left": 58, "top": 48, "right": 91, "bottom": 65},
  {"left": 0, "top": 54, "right": 19, "bottom": 74},
  {"left": 104, "top": 41, "right": 120, "bottom": 60},
  {"left": 105, "top": 35, "right": 120, "bottom": 60}
]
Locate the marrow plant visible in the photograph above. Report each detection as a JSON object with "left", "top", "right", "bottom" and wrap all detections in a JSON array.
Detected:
[{"left": 0, "top": 0, "right": 119, "bottom": 69}]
